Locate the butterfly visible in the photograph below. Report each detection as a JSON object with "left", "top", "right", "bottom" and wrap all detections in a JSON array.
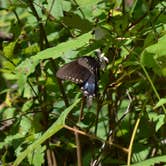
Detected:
[{"left": 56, "top": 50, "right": 108, "bottom": 106}]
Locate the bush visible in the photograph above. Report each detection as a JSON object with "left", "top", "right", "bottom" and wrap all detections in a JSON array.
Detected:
[{"left": 0, "top": 0, "right": 165, "bottom": 165}]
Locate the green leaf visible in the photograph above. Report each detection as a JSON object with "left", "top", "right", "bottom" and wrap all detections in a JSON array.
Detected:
[
  {"left": 75, "top": 0, "right": 98, "bottom": 6},
  {"left": 16, "top": 72, "right": 28, "bottom": 95},
  {"left": 22, "top": 44, "right": 40, "bottom": 56},
  {"left": 2, "top": 107, "right": 15, "bottom": 119},
  {"left": 13, "top": 98, "right": 80, "bottom": 166},
  {"left": 148, "top": 112, "right": 165, "bottom": 131},
  {"left": 155, "top": 114, "right": 165, "bottom": 131},
  {"left": 140, "top": 34, "right": 166, "bottom": 76},
  {"left": 130, "top": 155, "right": 166, "bottom": 166},
  {"left": 75, "top": 0, "right": 103, "bottom": 20},
  {"left": 20, "top": 116, "right": 32, "bottom": 136},
  {"left": 3, "top": 41, "right": 17, "bottom": 58},
  {"left": 154, "top": 98, "right": 166, "bottom": 109},
  {"left": 147, "top": 35, "right": 166, "bottom": 59},
  {"left": 62, "top": 13, "right": 93, "bottom": 33},
  {"left": 49, "top": 0, "right": 63, "bottom": 19},
  {"left": 141, "top": 51, "right": 158, "bottom": 68},
  {"left": 22, "top": 100, "right": 33, "bottom": 112},
  {"left": 130, "top": 0, "right": 148, "bottom": 20},
  {"left": 27, "top": 145, "right": 46, "bottom": 166},
  {"left": 0, "top": 134, "right": 23, "bottom": 149},
  {"left": 16, "top": 32, "right": 92, "bottom": 77}
]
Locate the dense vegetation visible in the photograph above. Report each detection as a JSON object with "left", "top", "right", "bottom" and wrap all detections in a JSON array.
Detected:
[{"left": 0, "top": 0, "right": 166, "bottom": 165}]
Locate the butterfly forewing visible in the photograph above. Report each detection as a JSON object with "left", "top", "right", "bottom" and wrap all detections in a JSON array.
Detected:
[
  {"left": 78, "top": 57, "right": 99, "bottom": 73},
  {"left": 56, "top": 60, "right": 91, "bottom": 84}
]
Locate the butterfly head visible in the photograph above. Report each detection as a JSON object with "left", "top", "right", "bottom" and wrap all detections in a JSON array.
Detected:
[{"left": 95, "top": 49, "right": 109, "bottom": 70}]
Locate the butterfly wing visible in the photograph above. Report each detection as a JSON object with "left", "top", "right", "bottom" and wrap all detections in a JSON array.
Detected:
[
  {"left": 77, "top": 56, "right": 99, "bottom": 73},
  {"left": 56, "top": 60, "right": 91, "bottom": 84},
  {"left": 56, "top": 57, "right": 100, "bottom": 106},
  {"left": 81, "top": 74, "right": 96, "bottom": 96},
  {"left": 78, "top": 57, "right": 99, "bottom": 95},
  {"left": 81, "top": 74, "right": 97, "bottom": 107}
]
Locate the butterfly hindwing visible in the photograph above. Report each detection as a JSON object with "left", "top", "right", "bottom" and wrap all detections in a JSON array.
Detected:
[{"left": 81, "top": 74, "right": 96, "bottom": 97}]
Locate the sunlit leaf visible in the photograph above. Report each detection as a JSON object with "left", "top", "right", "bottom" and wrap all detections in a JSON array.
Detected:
[
  {"left": 16, "top": 32, "right": 92, "bottom": 77},
  {"left": 141, "top": 35, "right": 166, "bottom": 76},
  {"left": 27, "top": 145, "right": 45, "bottom": 166},
  {"left": 154, "top": 98, "right": 166, "bottom": 109}
]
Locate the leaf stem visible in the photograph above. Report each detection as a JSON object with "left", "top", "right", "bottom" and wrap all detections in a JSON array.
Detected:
[{"left": 141, "top": 64, "right": 166, "bottom": 114}]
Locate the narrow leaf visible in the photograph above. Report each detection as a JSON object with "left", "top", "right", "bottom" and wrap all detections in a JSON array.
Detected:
[
  {"left": 13, "top": 98, "right": 80, "bottom": 166},
  {"left": 16, "top": 32, "right": 92, "bottom": 78}
]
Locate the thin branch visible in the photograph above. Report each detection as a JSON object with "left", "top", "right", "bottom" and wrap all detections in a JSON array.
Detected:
[
  {"left": 46, "top": 149, "right": 57, "bottom": 166},
  {"left": 45, "top": 0, "right": 55, "bottom": 25},
  {"left": 74, "top": 126, "right": 83, "bottom": 166},
  {"left": 50, "top": 60, "right": 69, "bottom": 107},
  {"left": 27, "top": 0, "right": 69, "bottom": 107},
  {"left": 127, "top": 115, "right": 141, "bottom": 166},
  {"left": 64, "top": 125, "right": 128, "bottom": 153},
  {"left": 108, "top": 90, "right": 133, "bottom": 138},
  {"left": 79, "top": 96, "right": 86, "bottom": 122},
  {"left": 72, "top": 0, "right": 85, "bottom": 19},
  {"left": 28, "top": 0, "right": 49, "bottom": 49},
  {"left": 94, "top": 96, "right": 103, "bottom": 135},
  {"left": 8, "top": 0, "right": 21, "bottom": 24},
  {"left": 92, "top": 90, "right": 133, "bottom": 165}
]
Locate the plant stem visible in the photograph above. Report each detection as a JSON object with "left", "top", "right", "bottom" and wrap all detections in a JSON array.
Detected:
[
  {"left": 141, "top": 64, "right": 166, "bottom": 114},
  {"left": 127, "top": 116, "right": 141, "bottom": 166}
]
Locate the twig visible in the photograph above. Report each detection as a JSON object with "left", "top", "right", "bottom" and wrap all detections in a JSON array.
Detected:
[
  {"left": 127, "top": 115, "right": 141, "bottom": 166},
  {"left": 8, "top": 0, "right": 21, "bottom": 24},
  {"left": 47, "top": 149, "right": 57, "bottom": 166},
  {"left": 108, "top": 90, "right": 133, "bottom": 138},
  {"left": 28, "top": 0, "right": 69, "bottom": 107},
  {"left": 74, "top": 126, "right": 83, "bottom": 166},
  {"left": 28, "top": 0, "right": 49, "bottom": 49},
  {"left": 79, "top": 96, "right": 86, "bottom": 122},
  {"left": 94, "top": 96, "right": 103, "bottom": 135},
  {"left": 92, "top": 90, "right": 133, "bottom": 165},
  {"left": 64, "top": 125, "right": 128, "bottom": 153},
  {"left": 50, "top": 60, "right": 69, "bottom": 107}
]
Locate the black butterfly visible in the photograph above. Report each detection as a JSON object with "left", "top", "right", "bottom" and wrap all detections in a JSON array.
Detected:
[{"left": 56, "top": 50, "right": 108, "bottom": 105}]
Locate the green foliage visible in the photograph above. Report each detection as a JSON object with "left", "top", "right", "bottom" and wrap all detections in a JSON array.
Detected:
[
  {"left": 130, "top": 155, "right": 166, "bottom": 166},
  {"left": 14, "top": 98, "right": 80, "bottom": 165},
  {"left": 0, "top": 0, "right": 165, "bottom": 166},
  {"left": 141, "top": 34, "right": 166, "bottom": 76}
]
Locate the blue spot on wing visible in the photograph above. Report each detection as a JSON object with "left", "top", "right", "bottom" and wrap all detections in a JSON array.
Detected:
[
  {"left": 82, "top": 74, "right": 97, "bottom": 96},
  {"left": 83, "top": 82, "right": 95, "bottom": 95}
]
